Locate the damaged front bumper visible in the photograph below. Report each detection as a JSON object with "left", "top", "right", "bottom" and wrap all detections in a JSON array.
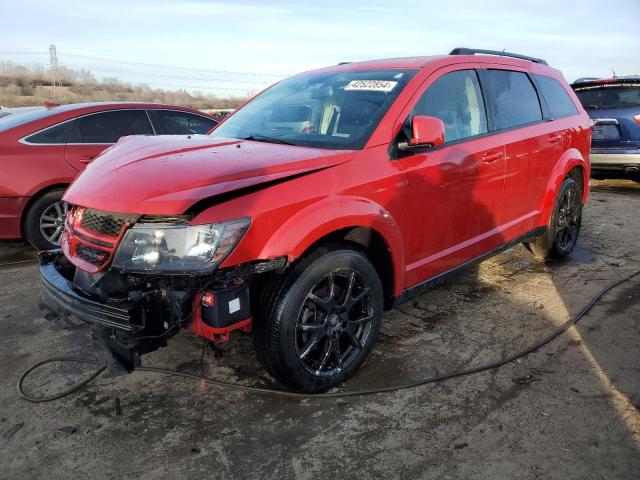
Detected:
[
  {"left": 38, "top": 250, "right": 286, "bottom": 371},
  {"left": 40, "top": 260, "right": 142, "bottom": 333}
]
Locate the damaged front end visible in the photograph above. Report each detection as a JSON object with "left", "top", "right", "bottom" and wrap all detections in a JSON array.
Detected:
[{"left": 39, "top": 206, "right": 285, "bottom": 371}]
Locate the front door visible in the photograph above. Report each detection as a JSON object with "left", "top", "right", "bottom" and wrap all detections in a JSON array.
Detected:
[{"left": 398, "top": 68, "right": 506, "bottom": 286}]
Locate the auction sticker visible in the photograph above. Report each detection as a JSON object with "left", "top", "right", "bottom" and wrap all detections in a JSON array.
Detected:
[{"left": 344, "top": 80, "right": 398, "bottom": 92}]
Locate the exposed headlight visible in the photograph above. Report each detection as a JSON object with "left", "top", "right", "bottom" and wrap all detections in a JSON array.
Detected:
[{"left": 112, "top": 218, "right": 250, "bottom": 273}]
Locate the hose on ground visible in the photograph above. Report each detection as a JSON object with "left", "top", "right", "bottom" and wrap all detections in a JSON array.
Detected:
[{"left": 16, "top": 269, "right": 640, "bottom": 401}]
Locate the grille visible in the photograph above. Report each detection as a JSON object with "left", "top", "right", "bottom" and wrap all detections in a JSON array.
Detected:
[
  {"left": 76, "top": 244, "right": 109, "bottom": 266},
  {"left": 81, "top": 209, "right": 128, "bottom": 237}
]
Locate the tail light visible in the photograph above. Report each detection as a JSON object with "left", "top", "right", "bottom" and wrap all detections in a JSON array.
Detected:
[{"left": 633, "top": 114, "right": 640, "bottom": 125}]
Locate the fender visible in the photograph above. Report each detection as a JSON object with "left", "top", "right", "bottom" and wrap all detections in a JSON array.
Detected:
[
  {"left": 258, "top": 195, "right": 406, "bottom": 296},
  {"left": 25, "top": 177, "right": 74, "bottom": 198},
  {"left": 538, "top": 147, "right": 589, "bottom": 226}
]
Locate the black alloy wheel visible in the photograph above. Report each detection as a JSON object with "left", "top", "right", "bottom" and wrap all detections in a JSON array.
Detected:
[
  {"left": 528, "top": 176, "right": 582, "bottom": 260},
  {"left": 254, "top": 247, "right": 383, "bottom": 393},
  {"left": 295, "top": 269, "right": 375, "bottom": 377}
]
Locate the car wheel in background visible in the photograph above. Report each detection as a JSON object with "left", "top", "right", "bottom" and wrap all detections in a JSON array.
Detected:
[
  {"left": 528, "top": 177, "right": 582, "bottom": 260},
  {"left": 23, "top": 189, "right": 68, "bottom": 250},
  {"left": 254, "top": 246, "right": 383, "bottom": 393}
]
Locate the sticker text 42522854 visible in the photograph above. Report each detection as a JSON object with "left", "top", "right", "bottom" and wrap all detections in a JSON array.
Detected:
[{"left": 344, "top": 80, "right": 398, "bottom": 92}]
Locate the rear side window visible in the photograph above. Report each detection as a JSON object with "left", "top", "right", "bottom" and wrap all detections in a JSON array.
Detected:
[
  {"left": 69, "top": 110, "right": 153, "bottom": 144},
  {"left": 24, "top": 120, "right": 74, "bottom": 144},
  {"left": 412, "top": 69, "right": 488, "bottom": 143},
  {"left": 532, "top": 74, "right": 578, "bottom": 118},
  {"left": 573, "top": 84, "right": 640, "bottom": 110},
  {"left": 153, "top": 110, "right": 217, "bottom": 134},
  {"left": 484, "top": 70, "right": 542, "bottom": 130}
]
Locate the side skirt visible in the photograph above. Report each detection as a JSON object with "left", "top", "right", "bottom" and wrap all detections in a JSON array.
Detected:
[{"left": 395, "top": 227, "right": 546, "bottom": 305}]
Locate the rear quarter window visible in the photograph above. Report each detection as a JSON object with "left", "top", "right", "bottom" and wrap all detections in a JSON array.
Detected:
[
  {"left": 24, "top": 120, "right": 75, "bottom": 144},
  {"left": 532, "top": 74, "right": 578, "bottom": 118},
  {"left": 483, "top": 70, "right": 542, "bottom": 130}
]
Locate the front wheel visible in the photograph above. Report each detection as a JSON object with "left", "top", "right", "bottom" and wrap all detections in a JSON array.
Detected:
[
  {"left": 254, "top": 247, "right": 383, "bottom": 393},
  {"left": 23, "top": 189, "right": 68, "bottom": 250},
  {"left": 528, "top": 177, "right": 582, "bottom": 260}
]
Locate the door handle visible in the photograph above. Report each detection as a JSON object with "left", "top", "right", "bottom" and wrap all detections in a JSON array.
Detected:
[
  {"left": 547, "top": 134, "right": 563, "bottom": 144},
  {"left": 77, "top": 155, "right": 96, "bottom": 164},
  {"left": 482, "top": 151, "right": 503, "bottom": 163}
]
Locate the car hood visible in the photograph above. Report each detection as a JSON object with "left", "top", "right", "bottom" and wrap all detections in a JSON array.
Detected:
[{"left": 64, "top": 135, "right": 355, "bottom": 215}]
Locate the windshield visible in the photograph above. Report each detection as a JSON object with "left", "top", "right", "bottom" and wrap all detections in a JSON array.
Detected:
[
  {"left": 211, "top": 69, "right": 417, "bottom": 150},
  {"left": 574, "top": 83, "right": 640, "bottom": 110}
]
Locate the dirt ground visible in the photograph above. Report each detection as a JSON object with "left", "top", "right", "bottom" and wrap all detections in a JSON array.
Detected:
[{"left": 1, "top": 179, "right": 639, "bottom": 480}]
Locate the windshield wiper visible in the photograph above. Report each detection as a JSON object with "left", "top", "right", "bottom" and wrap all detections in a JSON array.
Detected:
[{"left": 243, "top": 134, "right": 297, "bottom": 146}]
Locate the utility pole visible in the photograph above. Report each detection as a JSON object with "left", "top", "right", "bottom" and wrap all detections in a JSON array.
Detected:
[{"left": 49, "top": 44, "right": 58, "bottom": 102}]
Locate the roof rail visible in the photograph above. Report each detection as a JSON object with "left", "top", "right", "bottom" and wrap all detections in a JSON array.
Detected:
[{"left": 449, "top": 48, "right": 548, "bottom": 66}]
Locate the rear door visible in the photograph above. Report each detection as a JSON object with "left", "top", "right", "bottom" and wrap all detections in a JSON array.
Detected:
[
  {"left": 479, "top": 68, "right": 547, "bottom": 237},
  {"left": 149, "top": 109, "right": 218, "bottom": 135},
  {"left": 530, "top": 72, "right": 580, "bottom": 198},
  {"left": 64, "top": 109, "right": 154, "bottom": 170}
]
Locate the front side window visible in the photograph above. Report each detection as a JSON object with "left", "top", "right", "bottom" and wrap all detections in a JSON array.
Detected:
[
  {"left": 211, "top": 69, "right": 417, "bottom": 150},
  {"left": 484, "top": 70, "right": 542, "bottom": 130},
  {"left": 153, "top": 110, "right": 217, "bottom": 134},
  {"left": 532, "top": 74, "right": 578, "bottom": 118},
  {"left": 411, "top": 69, "right": 488, "bottom": 143},
  {"left": 69, "top": 110, "right": 153, "bottom": 144}
]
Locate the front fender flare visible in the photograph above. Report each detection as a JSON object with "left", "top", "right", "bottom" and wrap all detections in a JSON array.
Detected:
[{"left": 258, "top": 195, "right": 406, "bottom": 296}]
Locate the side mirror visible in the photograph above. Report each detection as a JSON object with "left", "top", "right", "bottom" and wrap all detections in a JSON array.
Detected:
[{"left": 399, "top": 115, "right": 445, "bottom": 151}]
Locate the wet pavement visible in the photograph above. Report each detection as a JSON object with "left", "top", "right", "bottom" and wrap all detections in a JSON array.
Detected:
[{"left": 0, "top": 179, "right": 639, "bottom": 479}]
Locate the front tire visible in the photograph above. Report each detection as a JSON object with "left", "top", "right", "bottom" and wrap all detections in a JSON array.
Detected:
[
  {"left": 23, "top": 189, "right": 68, "bottom": 250},
  {"left": 529, "top": 177, "right": 582, "bottom": 260},
  {"left": 254, "top": 246, "right": 383, "bottom": 393}
]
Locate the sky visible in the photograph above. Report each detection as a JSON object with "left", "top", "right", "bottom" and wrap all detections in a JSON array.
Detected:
[{"left": 1, "top": 0, "right": 639, "bottom": 97}]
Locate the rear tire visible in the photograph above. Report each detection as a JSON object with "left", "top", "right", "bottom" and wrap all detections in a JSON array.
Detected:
[
  {"left": 254, "top": 246, "right": 383, "bottom": 393},
  {"left": 23, "top": 189, "right": 67, "bottom": 251},
  {"left": 529, "top": 177, "right": 582, "bottom": 260}
]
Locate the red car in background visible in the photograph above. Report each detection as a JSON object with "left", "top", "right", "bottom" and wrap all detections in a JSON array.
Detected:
[{"left": 0, "top": 102, "right": 218, "bottom": 249}]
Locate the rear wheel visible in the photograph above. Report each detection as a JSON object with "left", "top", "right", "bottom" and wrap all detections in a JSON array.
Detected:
[
  {"left": 23, "top": 189, "right": 68, "bottom": 250},
  {"left": 528, "top": 177, "right": 582, "bottom": 260},
  {"left": 254, "top": 246, "right": 383, "bottom": 393}
]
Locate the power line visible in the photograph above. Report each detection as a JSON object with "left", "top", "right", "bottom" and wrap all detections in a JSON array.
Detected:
[
  {"left": 58, "top": 62, "right": 273, "bottom": 85},
  {"left": 57, "top": 51, "right": 287, "bottom": 78},
  {"left": 0, "top": 51, "right": 48, "bottom": 55},
  {"left": 3, "top": 61, "right": 260, "bottom": 93},
  {"left": 0, "top": 49, "right": 288, "bottom": 79}
]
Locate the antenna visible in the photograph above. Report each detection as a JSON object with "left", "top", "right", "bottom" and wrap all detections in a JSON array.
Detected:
[
  {"left": 611, "top": 68, "right": 617, "bottom": 79},
  {"left": 49, "top": 44, "right": 58, "bottom": 102}
]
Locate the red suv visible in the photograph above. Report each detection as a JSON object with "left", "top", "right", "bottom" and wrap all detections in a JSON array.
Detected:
[
  {"left": 0, "top": 102, "right": 218, "bottom": 249},
  {"left": 39, "top": 49, "right": 591, "bottom": 392}
]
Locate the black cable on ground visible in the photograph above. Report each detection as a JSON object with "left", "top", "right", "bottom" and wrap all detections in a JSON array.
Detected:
[
  {"left": 16, "top": 269, "right": 640, "bottom": 402},
  {"left": 0, "top": 259, "right": 38, "bottom": 268}
]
